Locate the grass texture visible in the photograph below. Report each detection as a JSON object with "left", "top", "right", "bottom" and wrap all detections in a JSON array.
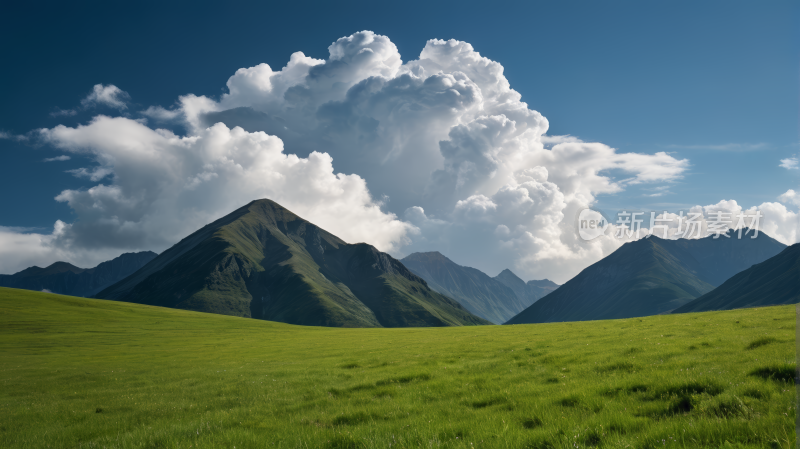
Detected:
[{"left": 0, "top": 287, "right": 795, "bottom": 448}]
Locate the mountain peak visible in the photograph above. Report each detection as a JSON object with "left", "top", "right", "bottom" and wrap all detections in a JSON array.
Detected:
[
  {"left": 37, "top": 261, "right": 85, "bottom": 276},
  {"left": 401, "top": 251, "right": 452, "bottom": 264},
  {"left": 407, "top": 251, "right": 446, "bottom": 258},
  {"left": 528, "top": 279, "right": 559, "bottom": 288},
  {"left": 495, "top": 268, "right": 523, "bottom": 282},
  {"left": 97, "top": 199, "right": 488, "bottom": 328}
]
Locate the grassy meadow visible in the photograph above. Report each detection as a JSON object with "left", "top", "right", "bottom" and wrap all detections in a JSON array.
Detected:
[{"left": 0, "top": 287, "right": 795, "bottom": 448}]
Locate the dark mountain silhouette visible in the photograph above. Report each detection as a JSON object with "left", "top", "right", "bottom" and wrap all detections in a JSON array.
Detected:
[{"left": 0, "top": 251, "right": 157, "bottom": 297}]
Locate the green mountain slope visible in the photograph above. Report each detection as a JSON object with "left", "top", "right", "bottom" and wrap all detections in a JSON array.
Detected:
[
  {"left": 673, "top": 243, "right": 800, "bottom": 313},
  {"left": 400, "top": 252, "right": 528, "bottom": 324},
  {"left": 505, "top": 230, "right": 786, "bottom": 325},
  {"left": 96, "top": 199, "right": 489, "bottom": 328},
  {"left": 493, "top": 269, "right": 559, "bottom": 306},
  {"left": 506, "top": 237, "right": 715, "bottom": 324},
  {"left": 0, "top": 252, "right": 157, "bottom": 297}
]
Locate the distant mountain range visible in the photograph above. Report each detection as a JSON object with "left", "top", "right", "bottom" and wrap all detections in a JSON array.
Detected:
[
  {"left": 0, "top": 251, "right": 157, "bottom": 297},
  {"left": 506, "top": 230, "right": 786, "bottom": 324},
  {"left": 96, "top": 199, "right": 490, "bottom": 328},
  {"left": 2, "top": 202, "right": 793, "bottom": 327},
  {"left": 400, "top": 252, "right": 557, "bottom": 324},
  {"left": 673, "top": 243, "right": 799, "bottom": 313},
  {"left": 493, "top": 269, "right": 559, "bottom": 306}
]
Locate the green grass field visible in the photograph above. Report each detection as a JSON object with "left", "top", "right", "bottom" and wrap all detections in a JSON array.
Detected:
[{"left": 0, "top": 287, "right": 795, "bottom": 448}]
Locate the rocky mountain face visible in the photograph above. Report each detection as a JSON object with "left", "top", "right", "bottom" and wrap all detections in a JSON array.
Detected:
[
  {"left": 97, "top": 199, "right": 490, "bottom": 328},
  {"left": 673, "top": 243, "right": 800, "bottom": 313},
  {"left": 0, "top": 251, "right": 158, "bottom": 297},
  {"left": 506, "top": 230, "right": 786, "bottom": 324}
]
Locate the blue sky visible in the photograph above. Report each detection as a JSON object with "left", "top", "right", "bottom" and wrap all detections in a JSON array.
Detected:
[{"left": 0, "top": 0, "right": 798, "bottom": 280}]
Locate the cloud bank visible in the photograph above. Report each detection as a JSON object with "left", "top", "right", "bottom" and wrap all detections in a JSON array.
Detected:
[{"left": 2, "top": 31, "right": 797, "bottom": 282}]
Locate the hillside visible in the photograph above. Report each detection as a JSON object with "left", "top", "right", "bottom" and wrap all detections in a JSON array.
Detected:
[
  {"left": 96, "top": 199, "right": 489, "bottom": 328},
  {"left": 400, "top": 252, "right": 528, "bottom": 324},
  {"left": 506, "top": 230, "right": 786, "bottom": 324},
  {"left": 0, "top": 251, "right": 157, "bottom": 297},
  {"left": 0, "top": 287, "right": 793, "bottom": 448},
  {"left": 674, "top": 243, "right": 800, "bottom": 313}
]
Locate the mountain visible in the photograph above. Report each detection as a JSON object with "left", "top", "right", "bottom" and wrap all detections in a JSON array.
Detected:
[
  {"left": 673, "top": 243, "right": 800, "bottom": 313},
  {"left": 0, "top": 251, "right": 157, "bottom": 297},
  {"left": 400, "top": 252, "right": 528, "bottom": 324},
  {"left": 506, "top": 230, "right": 786, "bottom": 324},
  {"left": 651, "top": 228, "right": 787, "bottom": 286},
  {"left": 96, "top": 199, "right": 490, "bottom": 328},
  {"left": 493, "top": 269, "right": 559, "bottom": 306}
]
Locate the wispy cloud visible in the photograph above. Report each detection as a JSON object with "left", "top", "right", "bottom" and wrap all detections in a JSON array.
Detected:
[
  {"left": 0, "top": 131, "right": 29, "bottom": 142},
  {"left": 44, "top": 155, "right": 71, "bottom": 162},
  {"left": 50, "top": 84, "right": 131, "bottom": 118},
  {"left": 779, "top": 157, "right": 798, "bottom": 170},
  {"left": 66, "top": 166, "right": 113, "bottom": 181},
  {"left": 663, "top": 143, "right": 768, "bottom": 152},
  {"left": 645, "top": 185, "right": 672, "bottom": 197},
  {"left": 50, "top": 108, "right": 78, "bottom": 117},
  {"left": 140, "top": 105, "right": 181, "bottom": 121}
]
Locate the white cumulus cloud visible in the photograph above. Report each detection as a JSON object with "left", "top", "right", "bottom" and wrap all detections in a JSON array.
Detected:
[
  {"left": 6, "top": 31, "right": 794, "bottom": 283},
  {"left": 122, "top": 31, "right": 687, "bottom": 282},
  {"left": 33, "top": 116, "right": 412, "bottom": 259}
]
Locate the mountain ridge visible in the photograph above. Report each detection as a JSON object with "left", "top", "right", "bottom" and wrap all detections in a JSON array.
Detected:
[{"left": 0, "top": 252, "right": 158, "bottom": 297}]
